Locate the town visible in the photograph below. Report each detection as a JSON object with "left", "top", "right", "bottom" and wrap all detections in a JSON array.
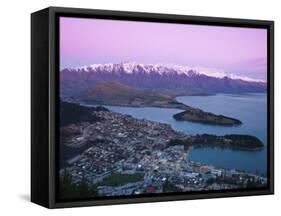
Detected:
[{"left": 60, "top": 108, "right": 267, "bottom": 197}]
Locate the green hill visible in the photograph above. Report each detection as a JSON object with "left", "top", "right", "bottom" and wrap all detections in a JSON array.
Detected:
[{"left": 80, "top": 81, "right": 174, "bottom": 106}]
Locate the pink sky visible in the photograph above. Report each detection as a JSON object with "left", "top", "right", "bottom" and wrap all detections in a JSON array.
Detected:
[{"left": 60, "top": 17, "right": 267, "bottom": 81}]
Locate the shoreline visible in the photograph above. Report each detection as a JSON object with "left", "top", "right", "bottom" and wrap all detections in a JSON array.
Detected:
[
  {"left": 60, "top": 92, "right": 266, "bottom": 175},
  {"left": 77, "top": 98, "right": 243, "bottom": 126},
  {"left": 59, "top": 100, "right": 267, "bottom": 196},
  {"left": 61, "top": 100, "right": 265, "bottom": 173}
]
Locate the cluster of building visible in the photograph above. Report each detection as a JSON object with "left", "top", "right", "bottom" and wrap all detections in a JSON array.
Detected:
[{"left": 61, "top": 110, "right": 268, "bottom": 196}]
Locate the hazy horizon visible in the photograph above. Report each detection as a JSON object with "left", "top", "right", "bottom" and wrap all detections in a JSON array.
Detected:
[{"left": 60, "top": 17, "right": 267, "bottom": 81}]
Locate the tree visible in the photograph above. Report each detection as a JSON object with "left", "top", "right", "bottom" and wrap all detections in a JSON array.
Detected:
[
  {"left": 76, "top": 175, "right": 99, "bottom": 197},
  {"left": 60, "top": 169, "right": 98, "bottom": 199},
  {"left": 162, "top": 181, "right": 181, "bottom": 193},
  {"left": 60, "top": 169, "right": 77, "bottom": 199}
]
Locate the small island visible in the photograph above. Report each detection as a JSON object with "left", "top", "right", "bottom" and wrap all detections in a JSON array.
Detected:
[{"left": 173, "top": 109, "right": 242, "bottom": 126}]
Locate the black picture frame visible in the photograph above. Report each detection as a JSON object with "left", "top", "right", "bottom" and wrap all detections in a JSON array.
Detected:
[{"left": 31, "top": 6, "right": 274, "bottom": 208}]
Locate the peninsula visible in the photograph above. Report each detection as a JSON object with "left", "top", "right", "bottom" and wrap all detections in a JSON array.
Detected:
[
  {"left": 169, "top": 134, "right": 263, "bottom": 150},
  {"left": 173, "top": 109, "right": 242, "bottom": 126}
]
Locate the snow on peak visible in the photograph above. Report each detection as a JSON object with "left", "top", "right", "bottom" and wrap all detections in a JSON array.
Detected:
[
  {"left": 65, "top": 62, "right": 265, "bottom": 83},
  {"left": 122, "top": 61, "right": 138, "bottom": 73}
]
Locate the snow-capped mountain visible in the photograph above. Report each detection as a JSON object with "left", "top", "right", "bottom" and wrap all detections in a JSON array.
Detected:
[{"left": 60, "top": 62, "right": 267, "bottom": 97}]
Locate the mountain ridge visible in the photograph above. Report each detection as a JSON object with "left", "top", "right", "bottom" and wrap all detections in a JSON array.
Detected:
[
  {"left": 60, "top": 62, "right": 267, "bottom": 96},
  {"left": 64, "top": 62, "right": 265, "bottom": 82}
]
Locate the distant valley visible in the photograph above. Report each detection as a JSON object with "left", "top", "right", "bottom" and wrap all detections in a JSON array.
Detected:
[{"left": 62, "top": 81, "right": 242, "bottom": 126}]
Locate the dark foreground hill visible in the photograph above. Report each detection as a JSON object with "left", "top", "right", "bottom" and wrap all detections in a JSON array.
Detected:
[{"left": 60, "top": 101, "right": 109, "bottom": 127}]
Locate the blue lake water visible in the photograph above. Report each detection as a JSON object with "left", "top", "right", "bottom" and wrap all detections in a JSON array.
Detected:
[{"left": 93, "top": 93, "right": 267, "bottom": 175}]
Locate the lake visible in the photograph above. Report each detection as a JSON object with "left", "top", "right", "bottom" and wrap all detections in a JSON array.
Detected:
[{"left": 93, "top": 93, "right": 268, "bottom": 175}]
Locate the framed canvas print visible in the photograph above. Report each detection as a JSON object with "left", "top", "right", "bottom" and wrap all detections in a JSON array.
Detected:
[{"left": 31, "top": 7, "right": 274, "bottom": 208}]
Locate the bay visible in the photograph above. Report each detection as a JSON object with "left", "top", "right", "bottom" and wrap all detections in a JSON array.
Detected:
[{"left": 91, "top": 93, "right": 267, "bottom": 175}]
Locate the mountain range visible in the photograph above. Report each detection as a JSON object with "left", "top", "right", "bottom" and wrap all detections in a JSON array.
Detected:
[{"left": 60, "top": 62, "right": 266, "bottom": 97}]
